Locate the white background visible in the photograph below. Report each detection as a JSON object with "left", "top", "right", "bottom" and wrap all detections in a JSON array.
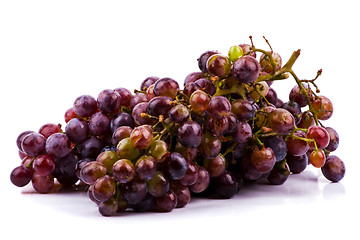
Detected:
[{"left": 0, "top": 0, "right": 359, "bottom": 239}]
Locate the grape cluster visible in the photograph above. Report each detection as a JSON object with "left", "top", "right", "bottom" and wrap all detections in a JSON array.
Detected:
[{"left": 10, "top": 37, "right": 345, "bottom": 216}]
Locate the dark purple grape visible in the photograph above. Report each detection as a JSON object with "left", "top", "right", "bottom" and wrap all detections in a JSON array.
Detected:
[
  {"left": 208, "top": 96, "right": 231, "bottom": 119},
  {"left": 75, "top": 158, "right": 92, "bottom": 179},
  {"left": 153, "top": 77, "right": 179, "bottom": 99},
  {"left": 10, "top": 166, "right": 32, "bottom": 187},
  {"left": 164, "top": 152, "right": 188, "bottom": 180},
  {"left": 140, "top": 76, "right": 160, "bottom": 91},
  {"left": 289, "top": 83, "right": 312, "bottom": 107},
  {"left": 132, "top": 102, "right": 156, "bottom": 126},
  {"left": 97, "top": 89, "right": 121, "bottom": 114},
  {"left": 224, "top": 113, "right": 239, "bottom": 135},
  {"left": 16, "top": 130, "right": 34, "bottom": 151},
  {"left": 169, "top": 104, "right": 190, "bottom": 123},
  {"left": 155, "top": 189, "right": 177, "bottom": 212},
  {"left": 73, "top": 95, "right": 98, "bottom": 117},
  {"left": 199, "top": 135, "right": 222, "bottom": 159},
  {"left": 98, "top": 198, "right": 119, "bottom": 216},
  {"left": 267, "top": 162, "right": 290, "bottom": 185},
  {"left": 89, "top": 112, "right": 111, "bottom": 137},
  {"left": 135, "top": 155, "right": 157, "bottom": 181},
  {"left": 321, "top": 155, "right": 345, "bottom": 182},
  {"left": 21, "top": 132, "right": 46, "bottom": 157},
  {"left": 171, "top": 183, "right": 191, "bottom": 208},
  {"left": 121, "top": 179, "right": 148, "bottom": 205},
  {"left": 262, "top": 136, "right": 287, "bottom": 162},
  {"left": 180, "top": 161, "right": 199, "bottom": 186},
  {"left": 111, "top": 126, "right": 133, "bottom": 146},
  {"left": 177, "top": 121, "right": 203, "bottom": 148},
  {"left": 286, "top": 131, "right": 309, "bottom": 156},
  {"left": 147, "top": 96, "right": 173, "bottom": 117},
  {"left": 114, "top": 87, "right": 132, "bottom": 108},
  {"left": 265, "top": 88, "right": 278, "bottom": 105},
  {"left": 183, "top": 82, "right": 201, "bottom": 98},
  {"left": 232, "top": 56, "right": 260, "bottom": 83},
  {"left": 184, "top": 72, "right": 205, "bottom": 86},
  {"left": 77, "top": 136, "right": 103, "bottom": 159},
  {"left": 189, "top": 167, "right": 210, "bottom": 193},
  {"left": 110, "top": 112, "right": 135, "bottom": 132},
  {"left": 325, "top": 127, "right": 339, "bottom": 152},
  {"left": 54, "top": 151, "right": 80, "bottom": 186},
  {"left": 233, "top": 122, "right": 252, "bottom": 143},
  {"left": 286, "top": 154, "right": 308, "bottom": 174},
  {"left": 205, "top": 116, "right": 229, "bottom": 137},
  {"left": 212, "top": 171, "right": 238, "bottom": 199},
  {"left": 31, "top": 173, "right": 54, "bottom": 193},
  {"left": 65, "top": 118, "right": 89, "bottom": 144},
  {"left": 45, "top": 133, "right": 71, "bottom": 158},
  {"left": 203, "top": 154, "right": 226, "bottom": 178},
  {"left": 131, "top": 194, "right": 155, "bottom": 212},
  {"left": 195, "top": 78, "right": 215, "bottom": 95},
  {"left": 197, "top": 50, "right": 219, "bottom": 73},
  {"left": 231, "top": 99, "right": 255, "bottom": 122},
  {"left": 130, "top": 93, "right": 148, "bottom": 109},
  {"left": 267, "top": 108, "right": 295, "bottom": 134},
  {"left": 281, "top": 101, "right": 301, "bottom": 122}
]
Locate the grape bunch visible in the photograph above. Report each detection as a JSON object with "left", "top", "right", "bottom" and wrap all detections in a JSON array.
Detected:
[{"left": 10, "top": 37, "right": 345, "bottom": 216}]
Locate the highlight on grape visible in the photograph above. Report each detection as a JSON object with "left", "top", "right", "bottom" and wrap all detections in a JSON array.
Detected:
[{"left": 10, "top": 37, "right": 345, "bottom": 216}]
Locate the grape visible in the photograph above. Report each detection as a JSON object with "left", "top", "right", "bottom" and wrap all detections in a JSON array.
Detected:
[
  {"left": 286, "top": 131, "right": 309, "bottom": 156},
  {"left": 33, "top": 154, "right": 55, "bottom": 176},
  {"left": 21, "top": 132, "right": 46, "bottom": 157},
  {"left": 45, "top": 133, "right": 71, "bottom": 158},
  {"left": 73, "top": 95, "right": 98, "bottom": 118},
  {"left": 145, "top": 84, "right": 156, "bottom": 100},
  {"left": 146, "top": 96, "right": 173, "bottom": 118},
  {"left": 146, "top": 171, "right": 169, "bottom": 198},
  {"left": 199, "top": 135, "right": 222, "bottom": 159},
  {"left": 195, "top": 78, "right": 215, "bottom": 95},
  {"left": 189, "top": 167, "right": 210, "bottom": 193},
  {"left": 132, "top": 102, "right": 156, "bottom": 126},
  {"left": 184, "top": 72, "right": 205, "bottom": 86},
  {"left": 98, "top": 198, "right": 119, "bottom": 216},
  {"left": 250, "top": 147, "right": 276, "bottom": 174},
  {"left": 16, "top": 130, "right": 35, "bottom": 151},
  {"left": 77, "top": 136, "right": 103, "bottom": 159},
  {"left": 297, "top": 111, "right": 315, "bottom": 129},
  {"left": 114, "top": 87, "right": 132, "bottom": 108},
  {"left": 267, "top": 163, "right": 290, "bottom": 185},
  {"left": 164, "top": 152, "right": 188, "bottom": 181},
  {"left": 131, "top": 194, "right": 155, "bottom": 212},
  {"left": 289, "top": 83, "right": 312, "bottom": 107},
  {"left": 306, "top": 125, "right": 330, "bottom": 150},
  {"left": 31, "top": 173, "right": 54, "bottom": 194},
  {"left": 203, "top": 154, "right": 226, "bottom": 177},
  {"left": 140, "top": 76, "right": 160, "bottom": 91},
  {"left": 231, "top": 99, "right": 255, "bottom": 122},
  {"left": 155, "top": 190, "right": 177, "bottom": 212},
  {"left": 232, "top": 56, "right": 260, "bottom": 83},
  {"left": 148, "top": 140, "right": 169, "bottom": 162},
  {"left": 111, "top": 126, "right": 133, "bottom": 146},
  {"left": 205, "top": 116, "right": 229, "bottom": 137},
  {"left": 325, "top": 127, "right": 339, "bottom": 152},
  {"left": 183, "top": 82, "right": 201, "bottom": 98},
  {"left": 281, "top": 101, "right": 301, "bottom": 122},
  {"left": 112, "top": 159, "right": 135, "bottom": 183},
  {"left": 38, "top": 123, "right": 62, "bottom": 139},
  {"left": 121, "top": 179, "right": 148, "bottom": 205},
  {"left": 10, "top": 166, "right": 32, "bottom": 187},
  {"left": 65, "top": 118, "right": 89, "bottom": 144},
  {"left": 286, "top": 154, "right": 308, "bottom": 174},
  {"left": 180, "top": 161, "right": 199, "bottom": 186},
  {"left": 212, "top": 171, "right": 238, "bottom": 199},
  {"left": 259, "top": 52, "right": 282, "bottom": 73},
  {"left": 309, "top": 149, "right": 326, "bottom": 168},
  {"left": 233, "top": 121, "right": 252, "bottom": 143},
  {"left": 96, "top": 151, "right": 119, "bottom": 172},
  {"left": 174, "top": 142, "right": 197, "bottom": 162},
  {"left": 197, "top": 50, "right": 219, "bottom": 73},
  {"left": 93, "top": 175, "right": 116, "bottom": 202},
  {"left": 239, "top": 43, "right": 256, "bottom": 58},
  {"left": 189, "top": 90, "right": 210, "bottom": 114},
  {"left": 130, "top": 93, "right": 148, "bottom": 109},
  {"left": 177, "top": 121, "right": 203, "bottom": 148},
  {"left": 171, "top": 183, "right": 191, "bottom": 208},
  {"left": 169, "top": 104, "right": 190, "bottom": 123},
  {"left": 80, "top": 161, "right": 106, "bottom": 185},
  {"left": 267, "top": 108, "right": 295, "bottom": 134},
  {"left": 262, "top": 136, "right": 287, "bottom": 162},
  {"left": 321, "top": 155, "right": 345, "bottom": 182},
  {"left": 130, "top": 125, "right": 153, "bottom": 149},
  {"left": 206, "top": 54, "right": 232, "bottom": 78},
  {"left": 265, "top": 87, "right": 278, "bottom": 105},
  {"left": 54, "top": 151, "right": 80, "bottom": 186},
  {"left": 110, "top": 112, "right": 135, "bottom": 132},
  {"left": 135, "top": 155, "right": 157, "bottom": 181},
  {"left": 248, "top": 81, "right": 269, "bottom": 100},
  {"left": 153, "top": 77, "right": 179, "bottom": 99},
  {"left": 310, "top": 95, "right": 333, "bottom": 120},
  {"left": 64, "top": 108, "right": 77, "bottom": 123},
  {"left": 97, "top": 89, "right": 121, "bottom": 114},
  {"left": 116, "top": 137, "right": 140, "bottom": 160},
  {"left": 228, "top": 45, "right": 244, "bottom": 62},
  {"left": 208, "top": 96, "right": 231, "bottom": 119}
]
